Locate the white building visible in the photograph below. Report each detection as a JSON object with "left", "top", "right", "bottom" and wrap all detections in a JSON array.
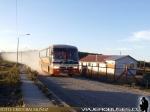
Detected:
[{"left": 79, "top": 55, "right": 137, "bottom": 76}]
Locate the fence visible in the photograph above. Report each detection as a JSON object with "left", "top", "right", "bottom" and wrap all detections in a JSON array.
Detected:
[{"left": 79, "top": 64, "right": 142, "bottom": 85}]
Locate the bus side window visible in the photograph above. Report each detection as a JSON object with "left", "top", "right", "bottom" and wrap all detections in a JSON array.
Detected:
[
  {"left": 49, "top": 48, "right": 51, "bottom": 55},
  {"left": 49, "top": 48, "right": 52, "bottom": 62},
  {"left": 39, "top": 52, "right": 41, "bottom": 57},
  {"left": 47, "top": 48, "right": 49, "bottom": 57}
]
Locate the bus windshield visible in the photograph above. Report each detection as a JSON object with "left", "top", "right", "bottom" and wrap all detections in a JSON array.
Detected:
[{"left": 53, "top": 48, "right": 78, "bottom": 64}]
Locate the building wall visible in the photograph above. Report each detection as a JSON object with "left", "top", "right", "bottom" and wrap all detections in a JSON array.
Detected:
[
  {"left": 115, "top": 56, "right": 137, "bottom": 76},
  {"left": 79, "top": 56, "right": 137, "bottom": 76},
  {"left": 105, "top": 60, "right": 115, "bottom": 74},
  {"left": 79, "top": 61, "right": 115, "bottom": 75}
]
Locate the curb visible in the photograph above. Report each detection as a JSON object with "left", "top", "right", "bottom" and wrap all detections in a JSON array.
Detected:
[{"left": 34, "top": 77, "right": 76, "bottom": 112}]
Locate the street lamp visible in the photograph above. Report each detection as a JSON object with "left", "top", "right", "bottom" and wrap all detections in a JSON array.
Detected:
[{"left": 17, "top": 34, "right": 31, "bottom": 64}]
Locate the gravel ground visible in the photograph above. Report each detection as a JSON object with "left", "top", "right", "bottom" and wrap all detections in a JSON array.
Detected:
[{"left": 39, "top": 75, "right": 150, "bottom": 107}]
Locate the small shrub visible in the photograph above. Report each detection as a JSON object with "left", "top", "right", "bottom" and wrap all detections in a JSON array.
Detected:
[{"left": 26, "top": 67, "right": 38, "bottom": 81}]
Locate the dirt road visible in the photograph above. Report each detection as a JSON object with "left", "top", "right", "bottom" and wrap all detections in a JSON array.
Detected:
[{"left": 39, "top": 75, "right": 150, "bottom": 107}]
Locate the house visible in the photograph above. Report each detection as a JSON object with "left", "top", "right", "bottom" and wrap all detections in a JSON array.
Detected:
[{"left": 79, "top": 54, "right": 137, "bottom": 76}]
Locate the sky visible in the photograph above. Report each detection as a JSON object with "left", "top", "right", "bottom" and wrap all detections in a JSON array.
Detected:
[{"left": 0, "top": 0, "right": 150, "bottom": 61}]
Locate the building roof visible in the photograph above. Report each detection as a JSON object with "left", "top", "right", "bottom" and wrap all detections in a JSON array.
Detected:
[{"left": 80, "top": 54, "right": 136, "bottom": 62}]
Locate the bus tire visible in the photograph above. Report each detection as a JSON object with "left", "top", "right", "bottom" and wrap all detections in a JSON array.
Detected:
[
  {"left": 68, "top": 74, "right": 73, "bottom": 77},
  {"left": 49, "top": 74, "right": 53, "bottom": 77}
]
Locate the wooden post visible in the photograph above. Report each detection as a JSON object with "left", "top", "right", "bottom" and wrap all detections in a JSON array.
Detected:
[
  {"left": 139, "top": 61, "right": 141, "bottom": 68},
  {"left": 146, "top": 80, "right": 149, "bottom": 89},
  {"left": 144, "top": 60, "right": 146, "bottom": 73},
  {"left": 81, "top": 62, "right": 83, "bottom": 75},
  {"left": 125, "top": 65, "right": 128, "bottom": 82},
  {"left": 91, "top": 64, "right": 93, "bottom": 78},
  {"left": 97, "top": 63, "right": 99, "bottom": 78},
  {"left": 95, "top": 55, "right": 97, "bottom": 79},
  {"left": 106, "top": 62, "right": 108, "bottom": 79},
  {"left": 114, "top": 64, "right": 116, "bottom": 81},
  {"left": 86, "top": 63, "right": 88, "bottom": 77}
]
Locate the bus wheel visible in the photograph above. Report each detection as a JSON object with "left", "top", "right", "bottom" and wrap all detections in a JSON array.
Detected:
[
  {"left": 68, "top": 74, "right": 73, "bottom": 77},
  {"left": 51, "top": 74, "right": 54, "bottom": 77}
]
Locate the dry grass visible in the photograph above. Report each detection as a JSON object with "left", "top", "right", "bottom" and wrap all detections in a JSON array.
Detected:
[
  {"left": 0, "top": 58, "right": 20, "bottom": 85},
  {"left": 0, "top": 57, "right": 23, "bottom": 106},
  {"left": 26, "top": 67, "right": 38, "bottom": 81}
]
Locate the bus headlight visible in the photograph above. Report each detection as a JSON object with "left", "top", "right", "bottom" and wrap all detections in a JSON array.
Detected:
[
  {"left": 73, "top": 66, "right": 78, "bottom": 69},
  {"left": 53, "top": 66, "right": 60, "bottom": 69}
]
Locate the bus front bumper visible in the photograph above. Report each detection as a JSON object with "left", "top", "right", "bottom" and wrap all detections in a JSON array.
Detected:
[{"left": 53, "top": 68, "right": 79, "bottom": 76}]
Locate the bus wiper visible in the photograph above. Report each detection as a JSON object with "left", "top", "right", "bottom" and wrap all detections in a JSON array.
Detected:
[
  {"left": 54, "top": 59, "right": 65, "bottom": 63},
  {"left": 67, "top": 59, "right": 74, "bottom": 62},
  {"left": 67, "top": 59, "right": 78, "bottom": 64},
  {"left": 61, "top": 60, "right": 66, "bottom": 64}
]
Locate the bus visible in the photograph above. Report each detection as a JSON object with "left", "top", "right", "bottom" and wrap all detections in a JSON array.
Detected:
[{"left": 39, "top": 44, "right": 79, "bottom": 76}]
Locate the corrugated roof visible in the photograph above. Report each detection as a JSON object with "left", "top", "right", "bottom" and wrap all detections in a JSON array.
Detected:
[
  {"left": 80, "top": 54, "right": 128, "bottom": 62},
  {"left": 105, "top": 55, "right": 127, "bottom": 61}
]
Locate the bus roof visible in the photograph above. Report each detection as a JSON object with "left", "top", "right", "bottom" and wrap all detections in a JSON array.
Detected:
[
  {"left": 40, "top": 44, "right": 78, "bottom": 51},
  {"left": 51, "top": 44, "right": 78, "bottom": 49}
]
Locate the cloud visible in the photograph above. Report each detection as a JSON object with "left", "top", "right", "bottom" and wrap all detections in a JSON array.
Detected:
[{"left": 128, "top": 30, "right": 150, "bottom": 42}]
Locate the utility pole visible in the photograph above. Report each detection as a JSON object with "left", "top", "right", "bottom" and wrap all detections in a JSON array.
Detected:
[
  {"left": 16, "top": 34, "right": 31, "bottom": 64},
  {"left": 17, "top": 37, "right": 19, "bottom": 64},
  {"left": 120, "top": 51, "right": 122, "bottom": 55}
]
